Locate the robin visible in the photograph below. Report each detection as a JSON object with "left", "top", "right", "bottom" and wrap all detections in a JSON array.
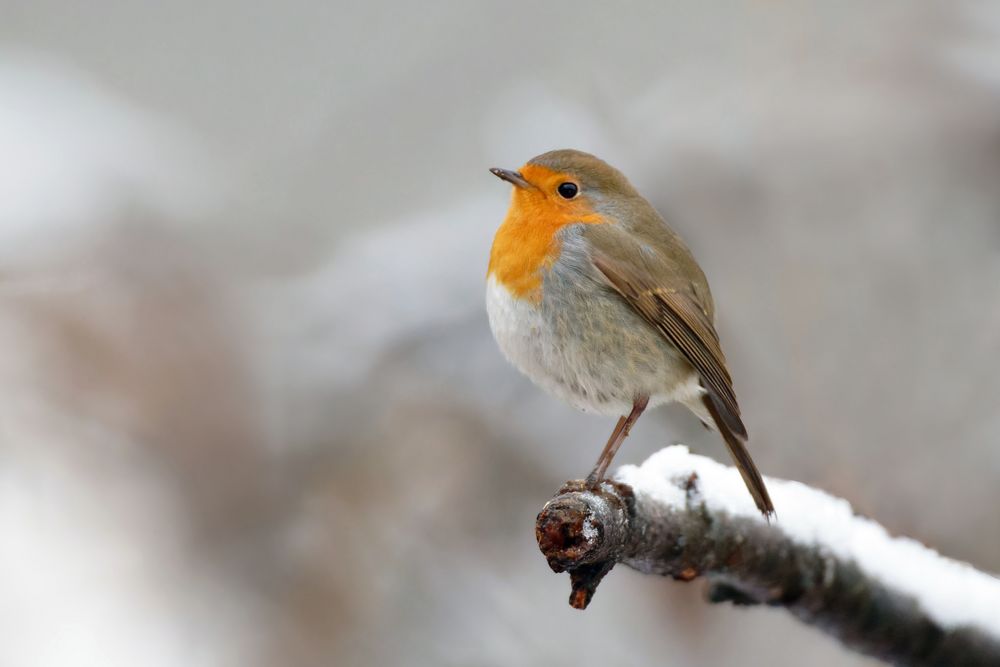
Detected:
[{"left": 486, "top": 149, "right": 774, "bottom": 518}]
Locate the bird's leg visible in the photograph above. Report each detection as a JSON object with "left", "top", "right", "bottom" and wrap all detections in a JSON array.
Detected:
[
  {"left": 585, "top": 395, "right": 649, "bottom": 487},
  {"left": 585, "top": 416, "right": 627, "bottom": 486}
]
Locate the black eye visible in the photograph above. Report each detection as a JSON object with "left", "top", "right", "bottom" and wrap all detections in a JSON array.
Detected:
[{"left": 557, "top": 182, "right": 578, "bottom": 199}]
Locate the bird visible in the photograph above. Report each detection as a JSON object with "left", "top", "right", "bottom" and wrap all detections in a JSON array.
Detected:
[{"left": 485, "top": 149, "right": 774, "bottom": 519}]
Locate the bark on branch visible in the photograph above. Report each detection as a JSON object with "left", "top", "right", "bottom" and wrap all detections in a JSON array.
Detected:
[{"left": 535, "top": 447, "right": 1000, "bottom": 666}]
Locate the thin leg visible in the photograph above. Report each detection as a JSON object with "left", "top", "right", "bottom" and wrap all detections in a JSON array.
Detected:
[
  {"left": 585, "top": 395, "right": 649, "bottom": 487},
  {"left": 587, "top": 415, "right": 628, "bottom": 483}
]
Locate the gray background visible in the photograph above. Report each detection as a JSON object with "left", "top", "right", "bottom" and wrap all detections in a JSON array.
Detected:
[{"left": 2, "top": 1, "right": 999, "bottom": 665}]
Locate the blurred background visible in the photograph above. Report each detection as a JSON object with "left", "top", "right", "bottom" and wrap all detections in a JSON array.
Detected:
[{"left": 2, "top": 1, "right": 999, "bottom": 665}]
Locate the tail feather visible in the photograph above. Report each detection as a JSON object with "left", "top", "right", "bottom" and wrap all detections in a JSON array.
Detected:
[{"left": 702, "top": 393, "right": 775, "bottom": 520}]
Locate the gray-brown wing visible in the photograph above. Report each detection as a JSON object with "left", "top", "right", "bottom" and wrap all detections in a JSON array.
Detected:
[
  {"left": 590, "top": 252, "right": 747, "bottom": 440},
  {"left": 589, "top": 236, "right": 774, "bottom": 518}
]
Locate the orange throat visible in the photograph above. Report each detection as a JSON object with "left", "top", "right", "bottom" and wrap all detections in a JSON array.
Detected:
[{"left": 487, "top": 164, "right": 605, "bottom": 303}]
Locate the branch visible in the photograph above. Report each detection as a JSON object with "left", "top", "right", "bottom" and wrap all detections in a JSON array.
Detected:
[{"left": 535, "top": 446, "right": 1000, "bottom": 666}]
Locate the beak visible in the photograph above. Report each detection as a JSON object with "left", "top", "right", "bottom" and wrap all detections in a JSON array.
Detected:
[{"left": 490, "top": 167, "right": 531, "bottom": 189}]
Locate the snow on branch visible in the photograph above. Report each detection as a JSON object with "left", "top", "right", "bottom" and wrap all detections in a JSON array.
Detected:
[{"left": 535, "top": 446, "right": 1000, "bottom": 666}]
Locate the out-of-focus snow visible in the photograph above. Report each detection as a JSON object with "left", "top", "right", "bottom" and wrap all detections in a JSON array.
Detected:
[
  {"left": 617, "top": 446, "right": 1000, "bottom": 639},
  {"left": 270, "top": 197, "right": 495, "bottom": 390},
  {"left": 0, "top": 55, "right": 219, "bottom": 266},
  {"left": 0, "top": 56, "right": 259, "bottom": 667},
  {"left": 0, "top": 405, "right": 262, "bottom": 667}
]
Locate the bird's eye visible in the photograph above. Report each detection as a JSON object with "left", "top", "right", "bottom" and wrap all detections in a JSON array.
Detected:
[{"left": 557, "top": 182, "right": 579, "bottom": 199}]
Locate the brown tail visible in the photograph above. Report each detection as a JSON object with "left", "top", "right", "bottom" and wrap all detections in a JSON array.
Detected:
[{"left": 702, "top": 393, "right": 775, "bottom": 521}]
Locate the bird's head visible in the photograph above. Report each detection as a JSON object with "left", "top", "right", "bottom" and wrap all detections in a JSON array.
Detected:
[{"left": 490, "top": 149, "right": 638, "bottom": 222}]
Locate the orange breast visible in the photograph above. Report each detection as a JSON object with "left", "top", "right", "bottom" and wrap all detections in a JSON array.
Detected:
[{"left": 487, "top": 165, "right": 606, "bottom": 302}]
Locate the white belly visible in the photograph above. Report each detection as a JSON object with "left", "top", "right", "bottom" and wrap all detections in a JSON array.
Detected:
[{"left": 485, "top": 275, "right": 703, "bottom": 416}]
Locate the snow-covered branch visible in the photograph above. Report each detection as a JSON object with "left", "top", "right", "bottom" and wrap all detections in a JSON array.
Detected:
[{"left": 535, "top": 446, "right": 1000, "bottom": 666}]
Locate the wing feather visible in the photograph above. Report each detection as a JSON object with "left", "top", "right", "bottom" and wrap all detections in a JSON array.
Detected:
[
  {"left": 586, "top": 227, "right": 772, "bottom": 517},
  {"left": 591, "top": 252, "right": 747, "bottom": 439}
]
